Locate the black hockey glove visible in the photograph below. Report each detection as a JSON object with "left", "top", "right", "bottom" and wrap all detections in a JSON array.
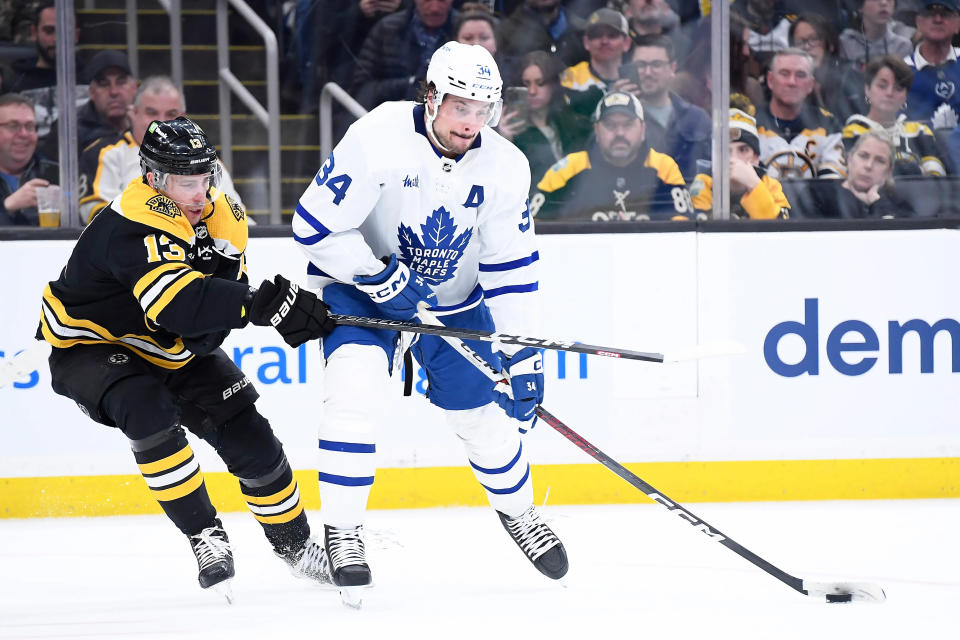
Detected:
[{"left": 246, "top": 275, "right": 336, "bottom": 348}]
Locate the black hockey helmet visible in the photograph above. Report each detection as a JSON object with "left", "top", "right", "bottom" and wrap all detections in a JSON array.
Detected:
[{"left": 140, "top": 116, "right": 221, "bottom": 204}]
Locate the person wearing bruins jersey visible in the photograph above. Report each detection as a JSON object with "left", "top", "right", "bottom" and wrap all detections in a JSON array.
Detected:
[
  {"left": 842, "top": 55, "right": 947, "bottom": 177},
  {"left": 530, "top": 90, "right": 694, "bottom": 221},
  {"left": 755, "top": 48, "right": 846, "bottom": 179},
  {"left": 37, "top": 116, "right": 336, "bottom": 598},
  {"left": 690, "top": 108, "right": 790, "bottom": 219}
]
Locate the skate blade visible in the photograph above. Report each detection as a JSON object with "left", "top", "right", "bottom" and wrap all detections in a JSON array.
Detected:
[
  {"left": 213, "top": 579, "right": 235, "bottom": 604},
  {"left": 339, "top": 584, "right": 372, "bottom": 609}
]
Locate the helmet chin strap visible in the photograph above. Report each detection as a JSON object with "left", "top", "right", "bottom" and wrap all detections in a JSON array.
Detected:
[{"left": 426, "top": 91, "right": 454, "bottom": 154}]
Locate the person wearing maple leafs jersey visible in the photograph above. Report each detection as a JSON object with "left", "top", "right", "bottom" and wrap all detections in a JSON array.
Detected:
[{"left": 293, "top": 41, "right": 567, "bottom": 599}]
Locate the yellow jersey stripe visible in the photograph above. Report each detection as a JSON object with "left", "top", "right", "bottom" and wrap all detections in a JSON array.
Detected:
[
  {"left": 133, "top": 263, "right": 190, "bottom": 299},
  {"left": 145, "top": 271, "right": 205, "bottom": 322}
]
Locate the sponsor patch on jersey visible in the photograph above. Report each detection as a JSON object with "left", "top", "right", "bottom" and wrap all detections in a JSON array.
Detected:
[
  {"left": 397, "top": 206, "right": 473, "bottom": 285},
  {"left": 224, "top": 194, "right": 245, "bottom": 222},
  {"left": 145, "top": 194, "right": 182, "bottom": 219}
]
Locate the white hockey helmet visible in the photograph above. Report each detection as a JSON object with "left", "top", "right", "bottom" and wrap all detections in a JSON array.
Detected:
[{"left": 425, "top": 41, "right": 503, "bottom": 128}]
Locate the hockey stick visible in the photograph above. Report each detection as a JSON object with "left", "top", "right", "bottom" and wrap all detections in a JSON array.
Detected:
[
  {"left": 330, "top": 313, "right": 743, "bottom": 363},
  {"left": 413, "top": 306, "right": 885, "bottom": 604},
  {"left": 0, "top": 340, "right": 50, "bottom": 389}
]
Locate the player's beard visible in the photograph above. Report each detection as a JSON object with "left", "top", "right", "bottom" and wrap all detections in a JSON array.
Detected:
[{"left": 436, "top": 128, "right": 476, "bottom": 155}]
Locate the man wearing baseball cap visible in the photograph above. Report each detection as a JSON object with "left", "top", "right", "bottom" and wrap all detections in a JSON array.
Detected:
[
  {"left": 904, "top": 0, "right": 960, "bottom": 123},
  {"left": 41, "top": 50, "right": 138, "bottom": 160},
  {"left": 531, "top": 90, "right": 690, "bottom": 221},
  {"left": 560, "top": 8, "right": 632, "bottom": 117},
  {"left": 689, "top": 104, "right": 791, "bottom": 219}
]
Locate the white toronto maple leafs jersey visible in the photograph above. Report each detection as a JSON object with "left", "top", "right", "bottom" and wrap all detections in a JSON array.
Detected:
[{"left": 293, "top": 101, "right": 540, "bottom": 334}]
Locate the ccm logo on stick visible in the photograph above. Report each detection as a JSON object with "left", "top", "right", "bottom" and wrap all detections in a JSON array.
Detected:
[{"left": 764, "top": 298, "right": 960, "bottom": 376}]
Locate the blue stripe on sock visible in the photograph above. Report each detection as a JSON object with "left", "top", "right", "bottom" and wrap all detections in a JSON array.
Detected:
[
  {"left": 480, "top": 464, "right": 530, "bottom": 495},
  {"left": 317, "top": 471, "right": 375, "bottom": 487},
  {"left": 318, "top": 439, "right": 376, "bottom": 453},
  {"left": 469, "top": 443, "right": 522, "bottom": 475}
]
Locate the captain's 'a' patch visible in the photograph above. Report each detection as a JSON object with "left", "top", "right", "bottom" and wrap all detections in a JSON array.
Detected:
[
  {"left": 145, "top": 194, "right": 182, "bottom": 218},
  {"left": 225, "top": 194, "right": 245, "bottom": 222}
]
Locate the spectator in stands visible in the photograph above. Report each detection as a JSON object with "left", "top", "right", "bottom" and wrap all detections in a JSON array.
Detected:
[
  {"left": 810, "top": 130, "right": 914, "bottom": 217},
  {"left": 672, "top": 14, "right": 765, "bottom": 113},
  {"left": 455, "top": 3, "right": 498, "bottom": 56},
  {"left": 0, "top": 93, "right": 57, "bottom": 226},
  {"left": 789, "top": 14, "right": 866, "bottom": 124},
  {"left": 613, "top": 33, "right": 711, "bottom": 180},
  {"left": 41, "top": 50, "right": 137, "bottom": 160},
  {"left": 840, "top": 0, "right": 914, "bottom": 68},
  {"left": 904, "top": 0, "right": 960, "bottom": 124},
  {"left": 755, "top": 48, "right": 846, "bottom": 179},
  {"left": 6, "top": 1, "right": 56, "bottom": 94},
  {"left": 303, "top": 0, "right": 402, "bottom": 113},
  {"left": 622, "top": 0, "right": 690, "bottom": 62},
  {"left": 843, "top": 55, "right": 947, "bottom": 176},
  {"left": 496, "top": 50, "right": 592, "bottom": 189},
  {"left": 689, "top": 104, "right": 791, "bottom": 219},
  {"left": 351, "top": 0, "right": 458, "bottom": 109},
  {"left": 6, "top": 1, "right": 83, "bottom": 140},
  {"left": 530, "top": 90, "right": 692, "bottom": 221},
  {"left": 732, "top": 0, "right": 792, "bottom": 58},
  {"left": 77, "top": 76, "right": 244, "bottom": 224},
  {"left": 561, "top": 8, "right": 632, "bottom": 117},
  {"left": 0, "top": 0, "right": 40, "bottom": 43},
  {"left": 497, "top": 0, "right": 587, "bottom": 81}
]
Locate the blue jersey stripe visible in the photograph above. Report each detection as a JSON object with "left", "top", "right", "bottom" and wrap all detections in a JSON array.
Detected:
[
  {"left": 480, "top": 464, "right": 530, "bottom": 495},
  {"left": 318, "top": 439, "right": 376, "bottom": 453},
  {"left": 478, "top": 251, "right": 539, "bottom": 272},
  {"left": 317, "top": 471, "right": 375, "bottom": 487},
  {"left": 306, "top": 262, "right": 332, "bottom": 278},
  {"left": 294, "top": 231, "right": 325, "bottom": 245},
  {"left": 485, "top": 282, "right": 538, "bottom": 298},
  {"left": 469, "top": 443, "right": 522, "bottom": 475},
  {"left": 295, "top": 203, "right": 333, "bottom": 239}
]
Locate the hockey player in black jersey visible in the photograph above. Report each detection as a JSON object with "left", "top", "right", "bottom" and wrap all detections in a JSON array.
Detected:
[{"left": 38, "top": 116, "right": 336, "bottom": 600}]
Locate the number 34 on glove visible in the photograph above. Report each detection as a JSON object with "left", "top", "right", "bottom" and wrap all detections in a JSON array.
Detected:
[{"left": 494, "top": 346, "right": 544, "bottom": 432}]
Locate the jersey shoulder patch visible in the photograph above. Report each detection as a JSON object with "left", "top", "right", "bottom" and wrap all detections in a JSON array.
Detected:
[{"left": 224, "top": 193, "right": 245, "bottom": 222}]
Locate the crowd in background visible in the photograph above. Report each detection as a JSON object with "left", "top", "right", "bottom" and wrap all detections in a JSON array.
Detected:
[{"left": 4, "top": 0, "right": 960, "bottom": 224}]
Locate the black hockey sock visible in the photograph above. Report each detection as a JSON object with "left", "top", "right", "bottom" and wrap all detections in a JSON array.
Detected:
[
  {"left": 132, "top": 429, "right": 216, "bottom": 536},
  {"left": 238, "top": 459, "right": 310, "bottom": 556}
]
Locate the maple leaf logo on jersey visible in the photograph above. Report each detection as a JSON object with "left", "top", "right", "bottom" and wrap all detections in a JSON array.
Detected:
[
  {"left": 145, "top": 194, "right": 181, "bottom": 219},
  {"left": 397, "top": 206, "right": 473, "bottom": 284}
]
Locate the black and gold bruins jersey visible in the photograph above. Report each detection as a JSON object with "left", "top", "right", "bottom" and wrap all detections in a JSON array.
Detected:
[
  {"left": 842, "top": 115, "right": 946, "bottom": 177},
  {"left": 530, "top": 145, "right": 694, "bottom": 221},
  {"left": 755, "top": 104, "right": 846, "bottom": 179},
  {"left": 39, "top": 180, "right": 252, "bottom": 369}
]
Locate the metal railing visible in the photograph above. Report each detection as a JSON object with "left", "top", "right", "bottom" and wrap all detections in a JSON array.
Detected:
[
  {"left": 217, "top": 0, "right": 281, "bottom": 223},
  {"left": 125, "top": 0, "right": 182, "bottom": 86},
  {"left": 320, "top": 83, "right": 367, "bottom": 162}
]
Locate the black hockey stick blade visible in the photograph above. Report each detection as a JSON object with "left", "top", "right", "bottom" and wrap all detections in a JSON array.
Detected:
[
  {"left": 329, "top": 314, "right": 743, "bottom": 363},
  {"left": 534, "top": 405, "right": 886, "bottom": 604}
]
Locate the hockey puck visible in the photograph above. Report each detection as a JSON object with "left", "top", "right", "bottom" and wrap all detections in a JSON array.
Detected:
[{"left": 826, "top": 593, "right": 853, "bottom": 603}]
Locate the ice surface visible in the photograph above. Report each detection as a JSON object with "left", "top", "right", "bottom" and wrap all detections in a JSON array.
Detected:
[{"left": 1, "top": 500, "right": 957, "bottom": 639}]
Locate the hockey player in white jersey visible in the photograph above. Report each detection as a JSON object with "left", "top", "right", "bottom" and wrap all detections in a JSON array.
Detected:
[{"left": 292, "top": 41, "right": 568, "bottom": 599}]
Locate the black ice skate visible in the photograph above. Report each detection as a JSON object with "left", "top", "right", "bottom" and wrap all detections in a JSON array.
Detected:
[
  {"left": 188, "top": 519, "right": 235, "bottom": 602},
  {"left": 324, "top": 524, "right": 373, "bottom": 608},
  {"left": 498, "top": 506, "right": 568, "bottom": 580},
  {"left": 278, "top": 538, "right": 335, "bottom": 587}
]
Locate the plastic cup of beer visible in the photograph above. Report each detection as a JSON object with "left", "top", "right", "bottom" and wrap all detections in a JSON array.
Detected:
[{"left": 36, "top": 185, "right": 61, "bottom": 228}]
